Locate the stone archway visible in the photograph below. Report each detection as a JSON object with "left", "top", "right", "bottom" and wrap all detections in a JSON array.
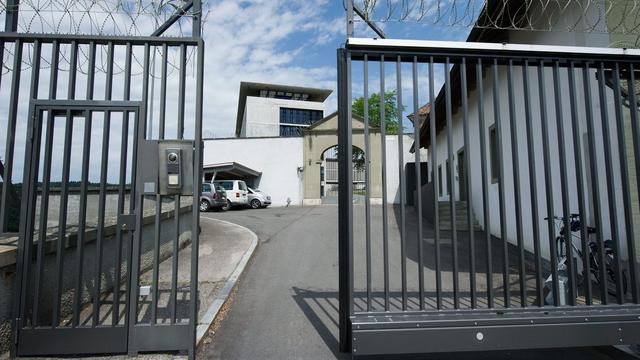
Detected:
[{"left": 302, "top": 111, "right": 382, "bottom": 205}]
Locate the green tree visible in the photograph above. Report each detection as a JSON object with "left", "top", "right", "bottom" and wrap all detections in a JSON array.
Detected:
[{"left": 352, "top": 90, "right": 403, "bottom": 135}]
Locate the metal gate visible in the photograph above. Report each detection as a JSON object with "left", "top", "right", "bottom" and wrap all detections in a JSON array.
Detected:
[
  {"left": 337, "top": 39, "right": 640, "bottom": 355},
  {"left": 2, "top": 33, "right": 204, "bottom": 358}
]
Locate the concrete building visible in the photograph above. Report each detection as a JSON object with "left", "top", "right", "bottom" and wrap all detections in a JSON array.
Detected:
[
  {"left": 203, "top": 81, "right": 427, "bottom": 207},
  {"left": 414, "top": 1, "right": 639, "bottom": 263},
  {"left": 235, "top": 82, "right": 330, "bottom": 138}
]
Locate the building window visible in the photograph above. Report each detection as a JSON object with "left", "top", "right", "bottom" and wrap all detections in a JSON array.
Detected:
[
  {"left": 280, "top": 125, "right": 305, "bottom": 137},
  {"left": 489, "top": 125, "right": 499, "bottom": 183},
  {"left": 438, "top": 165, "right": 443, "bottom": 196},
  {"left": 279, "top": 108, "right": 323, "bottom": 137},
  {"left": 280, "top": 108, "right": 323, "bottom": 126}
]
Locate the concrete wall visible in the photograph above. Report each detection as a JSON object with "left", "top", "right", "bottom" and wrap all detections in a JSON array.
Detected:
[
  {"left": 241, "top": 96, "right": 325, "bottom": 137},
  {"left": 385, "top": 135, "right": 428, "bottom": 204},
  {"left": 203, "top": 137, "right": 304, "bottom": 206}
]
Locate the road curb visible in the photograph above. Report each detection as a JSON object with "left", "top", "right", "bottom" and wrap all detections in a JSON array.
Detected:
[{"left": 195, "top": 217, "right": 259, "bottom": 346}]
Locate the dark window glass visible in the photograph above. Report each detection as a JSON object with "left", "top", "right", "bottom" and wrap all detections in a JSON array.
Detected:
[
  {"left": 279, "top": 108, "right": 323, "bottom": 126},
  {"left": 238, "top": 181, "right": 247, "bottom": 191},
  {"left": 202, "top": 184, "right": 211, "bottom": 192},
  {"left": 489, "top": 125, "right": 499, "bottom": 183}
]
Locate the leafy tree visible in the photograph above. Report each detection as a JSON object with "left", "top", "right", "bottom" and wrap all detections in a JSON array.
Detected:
[{"left": 352, "top": 90, "right": 403, "bottom": 135}]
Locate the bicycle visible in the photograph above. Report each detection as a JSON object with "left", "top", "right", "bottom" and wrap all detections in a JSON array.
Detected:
[{"left": 543, "top": 214, "right": 627, "bottom": 305}]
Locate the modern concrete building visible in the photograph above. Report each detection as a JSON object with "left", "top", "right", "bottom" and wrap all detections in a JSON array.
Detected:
[
  {"left": 235, "top": 82, "right": 331, "bottom": 138},
  {"left": 203, "top": 81, "right": 428, "bottom": 207}
]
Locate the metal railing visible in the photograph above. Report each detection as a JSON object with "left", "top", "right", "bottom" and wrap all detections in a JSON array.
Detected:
[{"left": 338, "top": 38, "right": 640, "bottom": 355}]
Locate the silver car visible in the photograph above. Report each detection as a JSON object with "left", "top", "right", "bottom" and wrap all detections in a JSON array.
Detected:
[{"left": 247, "top": 187, "right": 271, "bottom": 209}]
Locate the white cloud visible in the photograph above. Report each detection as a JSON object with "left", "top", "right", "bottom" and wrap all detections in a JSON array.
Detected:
[{"left": 200, "top": 0, "right": 341, "bottom": 137}]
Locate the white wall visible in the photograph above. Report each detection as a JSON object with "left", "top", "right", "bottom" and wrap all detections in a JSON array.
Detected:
[
  {"left": 427, "top": 24, "right": 634, "bottom": 260},
  {"left": 203, "top": 137, "right": 304, "bottom": 207},
  {"left": 242, "top": 96, "right": 325, "bottom": 137},
  {"left": 385, "top": 135, "right": 429, "bottom": 204}
]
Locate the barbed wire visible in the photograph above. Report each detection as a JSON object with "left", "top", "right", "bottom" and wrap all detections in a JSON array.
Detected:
[
  {"left": 355, "top": 0, "right": 640, "bottom": 40},
  {"left": 0, "top": 1, "right": 207, "bottom": 75}
]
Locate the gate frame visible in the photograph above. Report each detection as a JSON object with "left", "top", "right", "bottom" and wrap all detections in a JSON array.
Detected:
[
  {"left": 3, "top": 31, "right": 205, "bottom": 359},
  {"left": 14, "top": 100, "right": 144, "bottom": 356},
  {"left": 337, "top": 37, "right": 640, "bottom": 355}
]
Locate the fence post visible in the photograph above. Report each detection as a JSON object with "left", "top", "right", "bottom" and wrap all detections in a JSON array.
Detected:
[{"left": 337, "top": 47, "right": 353, "bottom": 353}]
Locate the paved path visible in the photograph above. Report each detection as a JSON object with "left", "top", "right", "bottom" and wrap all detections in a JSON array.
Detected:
[{"left": 199, "top": 205, "right": 636, "bottom": 360}]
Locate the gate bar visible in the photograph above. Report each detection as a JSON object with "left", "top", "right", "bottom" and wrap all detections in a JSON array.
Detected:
[
  {"left": 583, "top": 63, "right": 608, "bottom": 305},
  {"left": 626, "top": 63, "right": 640, "bottom": 303},
  {"left": 445, "top": 57, "right": 459, "bottom": 309},
  {"left": 39, "top": 41, "right": 62, "bottom": 327},
  {"left": 460, "top": 58, "right": 476, "bottom": 309},
  {"left": 429, "top": 58, "right": 442, "bottom": 310},
  {"left": 476, "top": 58, "right": 493, "bottom": 308},
  {"left": 613, "top": 62, "right": 636, "bottom": 305},
  {"left": 553, "top": 60, "right": 578, "bottom": 306},
  {"left": 567, "top": 61, "right": 593, "bottom": 305},
  {"left": 363, "top": 54, "right": 372, "bottom": 311},
  {"left": 53, "top": 110, "right": 73, "bottom": 324},
  {"left": 0, "top": 39, "right": 22, "bottom": 232},
  {"left": 396, "top": 56, "right": 407, "bottom": 310},
  {"left": 189, "top": 39, "right": 205, "bottom": 359},
  {"left": 412, "top": 57, "right": 424, "bottom": 310},
  {"left": 73, "top": 41, "right": 96, "bottom": 326},
  {"left": 29, "top": 42, "right": 47, "bottom": 327},
  {"left": 379, "top": 57, "right": 390, "bottom": 311},
  {"left": 597, "top": 63, "right": 624, "bottom": 303},
  {"left": 538, "top": 60, "right": 559, "bottom": 306},
  {"left": 94, "top": 42, "right": 115, "bottom": 326},
  {"left": 507, "top": 59, "right": 527, "bottom": 307},
  {"left": 113, "top": 42, "right": 133, "bottom": 325},
  {"left": 492, "top": 60, "right": 509, "bottom": 308},
  {"left": 522, "top": 59, "right": 544, "bottom": 306},
  {"left": 337, "top": 47, "right": 353, "bottom": 352}
]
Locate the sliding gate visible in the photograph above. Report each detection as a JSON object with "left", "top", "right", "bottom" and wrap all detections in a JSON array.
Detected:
[
  {"left": 4, "top": 34, "right": 204, "bottom": 358},
  {"left": 338, "top": 39, "right": 640, "bottom": 355}
]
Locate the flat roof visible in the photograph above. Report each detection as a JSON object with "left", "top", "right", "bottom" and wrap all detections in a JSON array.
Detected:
[
  {"left": 235, "top": 81, "right": 333, "bottom": 137},
  {"left": 203, "top": 162, "right": 262, "bottom": 178}
]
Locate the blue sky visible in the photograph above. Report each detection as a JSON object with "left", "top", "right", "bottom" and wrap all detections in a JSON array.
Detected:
[{"left": 200, "top": 0, "right": 473, "bottom": 138}]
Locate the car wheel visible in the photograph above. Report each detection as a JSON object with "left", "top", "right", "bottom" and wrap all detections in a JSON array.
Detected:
[
  {"left": 250, "top": 199, "right": 261, "bottom": 209},
  {"left": 222, "top": 199, "right": 232, "bottom": 211},
  {"left": 200, "top": 200, "right": 210, "bottom": 212}
]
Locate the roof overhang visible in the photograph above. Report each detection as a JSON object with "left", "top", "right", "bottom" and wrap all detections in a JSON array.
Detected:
[
  {"left": 235, "top": 81, "right": 333, "bottom": 137},
  {"left": 203, "top": 162, "right": 262, "bottom": 178}
]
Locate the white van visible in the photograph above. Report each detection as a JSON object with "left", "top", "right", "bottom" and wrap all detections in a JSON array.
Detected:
[{"left": 213, "top": 180, "right": 249, "bottom": 208}]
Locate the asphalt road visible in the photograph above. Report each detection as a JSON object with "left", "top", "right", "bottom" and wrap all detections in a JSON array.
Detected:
[{"left": 199, "top": 205, "right": 636, "bottom": 360}]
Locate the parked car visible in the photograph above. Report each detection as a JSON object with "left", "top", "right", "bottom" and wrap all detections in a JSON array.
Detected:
[
  {"left": 213, "top": 180, "right": 249, "bottom": 209},
  {"left": 247, "top": 187, "right": 272, "bottom": 209},
  {"left": 200, "top": 183, "right": 228, "bottom": 212}
]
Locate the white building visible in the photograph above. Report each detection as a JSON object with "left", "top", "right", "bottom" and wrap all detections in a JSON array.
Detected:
[
  {"left": 416, "top": 1, "right": 639, "bottom": 262},
  {"left": 204, "top": 81, "right": 427, "bottom": 207}
]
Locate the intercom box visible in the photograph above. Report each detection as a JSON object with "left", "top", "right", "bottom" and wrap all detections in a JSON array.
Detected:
[{"left": 136, "top": 139, "right": 195, "bottom": 196}]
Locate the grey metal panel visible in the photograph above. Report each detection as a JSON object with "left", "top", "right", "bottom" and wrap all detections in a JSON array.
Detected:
[
  {"left": 352, "top": 321, "right": 640, "bottom": 355},
  {"left": 129, "top": 324, "right": 192, "bottom": 353},
  {"left": 17, "top": 327, "right": 128, "bottom": 356}
]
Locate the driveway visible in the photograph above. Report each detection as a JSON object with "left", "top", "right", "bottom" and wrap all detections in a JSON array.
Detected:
[{"left": 198, "top": 205, "right": 636, "bottom": 360}]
